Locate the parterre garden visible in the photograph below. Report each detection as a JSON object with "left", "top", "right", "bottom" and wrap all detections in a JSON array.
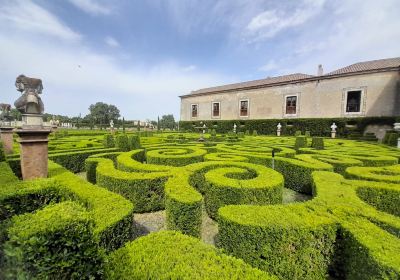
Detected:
[{"left": 0, "top": 130, "right": 399, "bottom": 279}]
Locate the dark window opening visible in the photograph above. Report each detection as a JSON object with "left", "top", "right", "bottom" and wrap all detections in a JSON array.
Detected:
[
  {"left": 240, "top": 100, "right": 248, "bottom": 116},
  {"left": 191, "top": 104, "right": 198, "bottom": 118},
  {"left": 286, "top": 96, "right": 297, "bottom": 115},
  {"left": 212, "top": 102, "right": 220, "bottom": 117},
  {"left": 346, "top": 91, "right": 361, "bottom": 113}
]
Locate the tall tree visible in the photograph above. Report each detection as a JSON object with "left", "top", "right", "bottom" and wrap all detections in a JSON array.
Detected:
[
  {"left": 159, "top": 114, "right": 176, "bottom": 130},
  {"left": 88, "top": 102, "right": 120, "bottom": 128}
]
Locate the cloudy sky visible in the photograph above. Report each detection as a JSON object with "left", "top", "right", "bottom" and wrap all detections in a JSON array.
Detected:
[{"left": 0, "top": 0, "right": 399, "bottom": 120}]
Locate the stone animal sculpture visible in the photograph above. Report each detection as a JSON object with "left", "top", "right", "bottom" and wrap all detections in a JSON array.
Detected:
[
  {"left": 0, "top": 103, "right": 12, "bottom": 121},
  {"left": 14, "top": 74, "right": 44, "bottom": 114}
]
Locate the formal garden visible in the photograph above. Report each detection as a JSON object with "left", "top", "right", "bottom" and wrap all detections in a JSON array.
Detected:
[{"left": 0, "top": 128, "right": 399, "bottom": 279}]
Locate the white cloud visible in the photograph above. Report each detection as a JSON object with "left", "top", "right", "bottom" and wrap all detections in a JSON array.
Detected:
[
  {"left": 182, "top": 65, "right": 197, "bottom": 72},
  {"left": 246, "top": 0, "right": 325, "bottom": 40},
  {"left": 258, "top": 60, "right": 278, "bottom": 72},
  {"left": 68, "top": 0, "right": 111, "bottom": 16},
  {"left": 105, "top": 36, "right": 119, "bottom": 47},
  {"left": 0, "top": 0, "right": 81, "bottom": 41}
]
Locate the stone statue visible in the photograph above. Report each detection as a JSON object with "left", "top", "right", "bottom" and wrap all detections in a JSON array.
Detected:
[
  {"left": 330, "top": 122, "right": 337, "bottom": 132},
  {"left": 233, "top": 123, "right": 237, "bottom": 133},
  {"left": 277, "top": 122, "right": 282, "bottom": 136},
  {"left": 110, "top": 119, "right": 114, "bottom": 128},
  {"left": 0, "top": 103, "right": 12, "bottom": 121},
  {"left": 14, "top": 74, "right": 44, "bottom": 115}
]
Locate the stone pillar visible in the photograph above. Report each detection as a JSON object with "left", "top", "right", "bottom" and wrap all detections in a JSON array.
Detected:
[
  {"left": 331, "top": 131, "right": 336, "bottom": 138},
  {"left": 16, "top": 129, "right": 51, "bottom": 180},
  {"left": 277, "top": 130, "right": 281, "bottom": 136},
  {"left": 0, "top": 127, "right": 14, "bottom": 155}
]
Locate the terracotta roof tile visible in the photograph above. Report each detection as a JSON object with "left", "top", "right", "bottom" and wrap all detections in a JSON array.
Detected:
[
  {"left": 189, "top": 73, "right": 314, "bottom": 95},
  {"left": 325, "top": 57, "right": 400, "bottom": 76},
  {"left": 182, "top": 57, "right": 400, "bottom": 97}
]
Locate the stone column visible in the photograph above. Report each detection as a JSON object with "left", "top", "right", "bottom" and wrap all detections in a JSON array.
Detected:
[
  {"left": 0, "top": 127, "right": 14, "bottom": 155},
  {"left": 16, "top": 129, "right": 51, "bottom": 180}
]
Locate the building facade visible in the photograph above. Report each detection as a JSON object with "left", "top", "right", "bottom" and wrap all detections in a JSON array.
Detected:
[{"left": 180, "top": 58, "right": 400, "bottom": 121}]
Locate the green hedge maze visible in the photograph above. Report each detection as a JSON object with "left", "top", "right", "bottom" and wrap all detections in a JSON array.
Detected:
[{"left": 1, "top": 131, "right": 399, "bottom": 279}]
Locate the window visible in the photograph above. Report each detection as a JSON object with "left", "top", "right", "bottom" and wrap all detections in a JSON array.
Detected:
[
  {"left": 212, "top": 102, "right": 220, "bottom": 117},
  {"left": 191, "top": 104, "right": 198, "bottom": 118},
  {"left": 286, "top": 96, "right": 297, "bottom": 115},
  {"left": 240, "top": 100, "right": 248, "bottom": 116},
  {"left": 346, "top": 90, "right": 361, "bottom": 113}
]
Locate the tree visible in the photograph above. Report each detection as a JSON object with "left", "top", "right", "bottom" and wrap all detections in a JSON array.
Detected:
[
  {"left": 10, "top": 108, "right": 21, "bottom": 121},
  {"left": 88, "top": 102, "right": 120, "bottom": 129},
  {"left": 159, "top": 114, "right": 176, "bottom": 130}
]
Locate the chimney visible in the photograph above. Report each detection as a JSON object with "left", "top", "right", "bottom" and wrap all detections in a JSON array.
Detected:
[{"left": 317, "top": 64, "right": 323, "bottom": 76}]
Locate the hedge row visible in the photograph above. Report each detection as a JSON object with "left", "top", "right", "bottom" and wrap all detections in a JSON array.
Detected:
[
  {"left": 217, "top": 171, "right": 400, "bottom": 279},
  {"left": 0, "top": 161, "right": 135, "bottom": 278},
  {"left": 179, "top": 116, "right": 397, "bottom": 136},
  {"left": 3, "top": 202, "right": 103, "bottom": 279},
  {"left": 105, "top": 231, "right": 277, "bottom": 280}
]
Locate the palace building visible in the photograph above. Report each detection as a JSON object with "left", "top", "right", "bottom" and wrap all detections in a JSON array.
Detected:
[{"left": 179, "top": 57, "right": 400, "bottom": 122}]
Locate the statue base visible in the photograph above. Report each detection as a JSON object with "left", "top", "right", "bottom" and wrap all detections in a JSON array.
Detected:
[
  {"left": 0, "top": 127, "right": 14, "bottom": 155},
  {"left": 16, "top": 128, "right": 51, "bottom": 180},
  {"left": 22, "top": 113, "right": 43, "bottom": 129},
  {"left": 331, "top": 131, "right": 336, "bottom": 139},
  {"left": 277, "top": 131, "right": 281, "bottom": 136}
]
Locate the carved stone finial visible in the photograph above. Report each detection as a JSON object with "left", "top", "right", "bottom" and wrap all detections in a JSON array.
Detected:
[{"left": 14, "top": 74, "right": 44, "bottom": 114}]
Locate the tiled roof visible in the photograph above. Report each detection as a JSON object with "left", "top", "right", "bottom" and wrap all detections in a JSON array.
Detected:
[
  {"left": 182, "top": 57, "right": 400, "bottom": 97},
  {"left": 325, "top": 57, "right": 400, "bottom": 76},
  {"left": 189, "top": 73, "right": 314, "bottom": 96}
]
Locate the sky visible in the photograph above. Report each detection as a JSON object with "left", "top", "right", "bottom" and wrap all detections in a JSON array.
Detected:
[{"left": 0, "top": 0, "right": 399, "bottom": 121}]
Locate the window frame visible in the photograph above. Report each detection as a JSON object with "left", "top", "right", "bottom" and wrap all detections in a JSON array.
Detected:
[
  {"left": 342, "top": 88, "right": 366, "bottom": 116},
  {"left": 211, "top": 101, "right": 221, "bottom": 118},
  {"left": 284, "top": 94, "right": 299, "bottom": 117},
  {"left": 345, "top": 90, "right": 362, "bottom": 113},
  {"left": 190, "top": 103, "right": 198, "bottom": 119},
  {"left": 239, "top": 99, "right": 249, "bottom": 118}
]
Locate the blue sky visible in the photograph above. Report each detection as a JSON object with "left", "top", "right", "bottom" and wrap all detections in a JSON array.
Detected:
[{"left": 0, "top": 0, "right": 399, "bottom": 121}]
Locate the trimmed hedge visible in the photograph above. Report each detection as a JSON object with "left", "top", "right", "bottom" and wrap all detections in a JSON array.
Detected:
[
  {"left": 345, "top": 165, "right": 400, "bottom": 183},
  {"left": 146, "top": 146, "right": 207, "bottom": 166},
  {"left": 294, "top": 135, "right": 307, "bottom": 150},
  {"left": 0, "top": 142, "right": 5, "bottom": 162},
  {"left": 129, "top": 135, "right": 141, "bottom": 149},
  {"left": 4, "top": 202, "right": 103, "bottom": 279},
  {"left": 105, "top": 231, "right": 277, "bottom": 280},
  {"left": 103, "top": 134, "right": 115, "bottom": 148},
  {"left": 311, "top": 137, "right": 324, "bottom": 150},
  {"left": 180, "top": 116, "right": 397, "bottom": 136},
  {"left": 217, "top": 171, "right": 400, "bottom": 279},
  {"left": 116, "top": 134, "right": 130, "bottom": 152}
]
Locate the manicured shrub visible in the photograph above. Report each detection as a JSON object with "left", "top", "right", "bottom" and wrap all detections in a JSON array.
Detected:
[
  {"left": 210, "top": 129, "right": 217, "bottom": 137},
  {"left": 180, "top": 116, "right": 396, "bottom": 136},
  {"left": 311, "top": 137, "right": 324, "bottom": 150},
  {"left": 295, "top": 130, "right": 302, "bottom": 136},
  {"left": 252, "top": 130, "right": 258, "bottom": 136},
  {"left": 103, "top": 134, "right": 115, "bottom": 148},
  {"left": 105, "top": 231, "right": 276, "bottom": 280},
  {"left": 0, "top": 142, "right": 5, "bottom": 162},
  {"left": 4, "top": 202, "right": 104, "bottom": 279},
  {"left": 146, "top": 147, "right": 207, "bottom": 166},
  {"left": 116, "top": 134, "right": 130, "bottom": 151},
  {"left": 305, "top": 130, "right": 311, "bottom": 137},
  {"left": 294, "top": 136, "right": 307, "bottom": 150},
  {"left": 129, "top": 135, "right": 141, "bottom": 149}
]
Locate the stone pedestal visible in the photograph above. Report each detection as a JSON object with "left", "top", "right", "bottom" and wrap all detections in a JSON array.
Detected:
[
  {"left": 0, "top": 127, "right": 14, "bottom": 155},
  {"left": 22, "top": 113, "right": 43, "bottom": 129},
  {"left": 277, "top": 130, "right": 281, "bottom": 136},
  {"left": 398, "top": 138, "right": 400, "bottom": 149},
  {"left": 16, "top": 129, "right": 51, "bottom": 180},
  {"left": 331, "top": 131, "right": 336, "bottom": 138}
]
